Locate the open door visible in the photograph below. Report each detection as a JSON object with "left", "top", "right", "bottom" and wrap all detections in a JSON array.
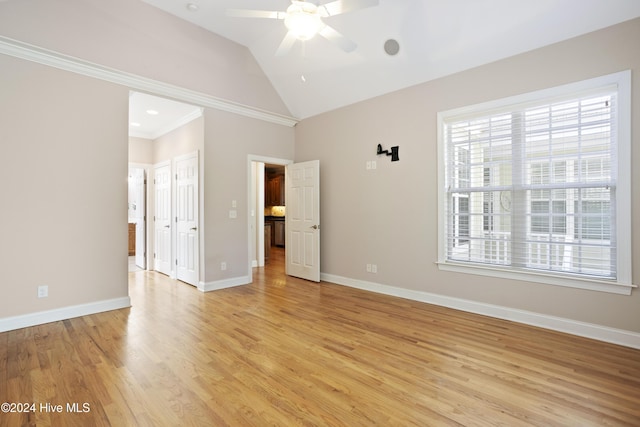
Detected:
[
  {"left": 130, "top": 167, "right": 146, "bottom": 269},
  {"left": 285, "top": 160, "right": 320, "bottom": 282}
]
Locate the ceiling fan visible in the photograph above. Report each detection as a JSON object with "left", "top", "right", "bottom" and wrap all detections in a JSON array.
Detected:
[{"left": 227, "top": 0, "right": 379, "bottom": 56}]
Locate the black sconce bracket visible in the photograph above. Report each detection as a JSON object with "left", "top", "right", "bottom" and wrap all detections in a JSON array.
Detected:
[{"left": 377, "top": 144, "right": 399, "bottom": 161}]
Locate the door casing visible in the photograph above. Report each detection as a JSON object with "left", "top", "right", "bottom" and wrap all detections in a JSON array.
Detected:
[{"left": 247, "top": 155, "right": 293, "bottom": 283}]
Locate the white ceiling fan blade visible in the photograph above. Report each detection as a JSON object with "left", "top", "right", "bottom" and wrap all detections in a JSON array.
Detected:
[
  {"left": 226, "top": 9, "right": 286, "bottom": 19},
  {"left": 318, "top": 0, "right": 379, "bottom": 17},
  {"left": 275, "top": 32, "right": 298, "bottom": 56},
  {"left": 318, "top": 24, "right": 357, "bottom": 52}
]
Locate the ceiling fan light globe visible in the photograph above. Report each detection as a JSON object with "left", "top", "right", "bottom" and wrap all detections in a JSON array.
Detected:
[{"left": 285, "top": 2, "right": 322, "bottom": 40}]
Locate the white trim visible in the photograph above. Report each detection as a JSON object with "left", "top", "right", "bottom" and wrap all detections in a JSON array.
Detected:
[
  {"left": 0, "top": 36, "right": 298, "bottom": 128},
  {"left": 436, "top": 70, "right": 634, "bottom": 294},
  {"left": 129, "top": 162, "right": 153, "bottom": 271},
  {"left": 439, "top": 71, "right": 630, "bottom": 121},
  {"left": 246, "top": 155, "right": 293, "bottom": 284},
  {"left": 320, "top": 273, "right": 640, "bottom": 349},
  {"left": 197, "top": 276, "right": 250, "bottom": 292},
  {"left": 614, "top": 71, "right": 633, "bottom": 286},
  {"left": 0, "top": 297, "right": 131, "bottom": 333},
  {"left": 436, "top": 262, "right": 634, "bottom": 295}
]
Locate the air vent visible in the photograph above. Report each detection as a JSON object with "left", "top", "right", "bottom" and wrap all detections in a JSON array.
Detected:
[{"left": 384, "top": 39, "right": 400, "bottom": 56}]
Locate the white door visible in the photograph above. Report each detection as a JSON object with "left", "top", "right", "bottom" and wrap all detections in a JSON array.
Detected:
[
  {"left": 130, "top": 167, "right": 147, "bottom": 269},
  {"left": 175, "top": 152, "right": 199, "bottom": 286},
  {"left": 154, "top": 162, "right": 172, "bottom": 276},
  {"left": 285, "top": 160, "right": 320, "bottom": 282}
]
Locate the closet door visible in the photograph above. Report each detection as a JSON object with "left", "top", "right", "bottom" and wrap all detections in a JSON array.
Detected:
[
  {"left": 175, "top": 152, "right": 199, "bottom": 286},
  {"left": 154, "top": 162, "right": 172, "bottom": 276}
]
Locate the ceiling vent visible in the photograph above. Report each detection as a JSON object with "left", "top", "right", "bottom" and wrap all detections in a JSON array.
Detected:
[{"left": 384, "top": 39, "right": 400, "bottom": 56}]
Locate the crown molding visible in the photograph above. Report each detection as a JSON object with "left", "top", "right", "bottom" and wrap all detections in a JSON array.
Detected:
[{"left": 0, "top": 36, "right": 299, "bottom": 128}]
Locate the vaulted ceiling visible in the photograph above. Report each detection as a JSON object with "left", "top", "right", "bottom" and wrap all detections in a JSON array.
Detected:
[{"left": 140, "top": 0, "right": 640, "bottom": 120}]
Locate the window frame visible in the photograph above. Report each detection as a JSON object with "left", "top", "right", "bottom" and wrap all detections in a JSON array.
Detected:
[{"left": 436, "top": 71, "right": 633, "bottom": 295}]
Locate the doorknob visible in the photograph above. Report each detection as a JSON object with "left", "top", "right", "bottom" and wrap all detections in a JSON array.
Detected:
[
  {"left": 164, "top": 225, "right": 170, "bottom": 228},
  {"left": 310, "top": 224, "right": 320, "bottom": 230},
  {"left": 190, "top": 227, "right": 197, "bottom": 231}
]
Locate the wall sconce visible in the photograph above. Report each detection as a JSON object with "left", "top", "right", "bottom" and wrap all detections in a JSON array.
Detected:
[{"left": 377, "top": 144, "right": 399, "bottom": 161}]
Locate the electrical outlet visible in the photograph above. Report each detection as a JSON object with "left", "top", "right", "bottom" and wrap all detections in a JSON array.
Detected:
[
  {"left": 221, "top": 262, "right": 227, "bottom": 271},
  {"left": 371, "top": 264, "right": 377, "bottom": 274},
  {"left": 366, "top": 263, "right": 372, "bottom": 272},
  {"left": 37, "top": 285, "right": 48, "bottom": 298}
]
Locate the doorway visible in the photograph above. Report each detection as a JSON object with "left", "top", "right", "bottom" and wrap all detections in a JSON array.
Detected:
[
  {"left": 264, "top": 163, "right": 286, "bottom": 264},
  {"left": 129, "top": 91, "right": 203, "bottom": 286},
  {"left": 248, "top": 156, "right": 292, "bottom": 283},
  {"left": 248, "top": 156, "right": 321, "bottom": 283},
  {"left": 128, "top": 165, "right": 147, "bottom": 272}
]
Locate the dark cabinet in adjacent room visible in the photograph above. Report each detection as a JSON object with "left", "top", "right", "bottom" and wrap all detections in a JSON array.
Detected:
[{"left": 266, "top": 173, "right": 285, "bottom": 206}]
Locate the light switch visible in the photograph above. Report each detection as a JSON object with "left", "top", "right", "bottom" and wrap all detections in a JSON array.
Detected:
[
  {"left": 232, "top": 200, "right": 237, "bottom": 208},
  {"left": 229, "top": 210, "right": 237, "bottom": 219}
]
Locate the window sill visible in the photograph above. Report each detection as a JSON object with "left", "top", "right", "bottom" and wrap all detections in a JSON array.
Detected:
[{"left": 436, "top": 261, "right": 635, "bottom": 295}]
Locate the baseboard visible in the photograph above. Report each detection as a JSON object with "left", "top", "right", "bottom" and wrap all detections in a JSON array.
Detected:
[
  {"left": 0, "top": 297, "right": 131, "bottom": 333},
  {"left": 198, "top": 275, "right": 250, "bottom": 292},
  {"left": 321, "top": 273, "right": 640, "bottom": 350}
]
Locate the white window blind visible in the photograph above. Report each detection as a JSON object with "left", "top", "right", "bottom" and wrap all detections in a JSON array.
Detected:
[{"left": 438, "top": 72, "right": 632, "bottom": 294}]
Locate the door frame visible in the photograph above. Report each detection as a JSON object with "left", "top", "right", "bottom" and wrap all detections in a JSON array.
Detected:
[
  {"left": 129, "top": 162, "right": 152, "bottom": 270},
  {"left": 247, "top": 155, "right": 293, "bottom": 283}
]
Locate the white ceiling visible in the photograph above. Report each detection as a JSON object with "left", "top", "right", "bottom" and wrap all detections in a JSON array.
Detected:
[
  {"left": 129, "top": 92, "right": 202, "bottom": 139},
  {"left": 137, "top": 0, "right": 640, "bottom": 121}
]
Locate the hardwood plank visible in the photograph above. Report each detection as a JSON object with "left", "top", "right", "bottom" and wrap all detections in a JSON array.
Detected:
[{"left": 1, "top": 248, "right": 639, "bottom": 426}]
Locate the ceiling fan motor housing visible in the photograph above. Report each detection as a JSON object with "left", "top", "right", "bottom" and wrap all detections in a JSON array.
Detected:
[{"left": 285, "top": 1, "right": 323, "bottom": 40}]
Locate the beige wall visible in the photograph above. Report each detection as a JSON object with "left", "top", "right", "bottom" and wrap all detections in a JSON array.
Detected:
[
  {"left": 0, "top": 57, "right": 294, "bottom": 323},
  {"left": 0, "top": 55, "right": 129, "bottom": 318},
  {"left": 295, "top": 18, "right": 640, "bottom": 333},
  {"left": 153, "top": 116, "right": 204, "bottom": 164},
  {"left": 0, "top": 0, "right": 290, "bottom": 117},
  {"left": 203, "top": 109, "right": 294, "bottom": 284},
  {"left": 1, "top": 1, "right": 636, "bottom": 340},
  {"left": 0, "top": 2, "right": 295, "bottom": 324},
  {"left": 128, "top": 137, "right": 153, "bottom": 165},
  {"left": 140, "top": 117, "right": 204, "bottom": 277}
]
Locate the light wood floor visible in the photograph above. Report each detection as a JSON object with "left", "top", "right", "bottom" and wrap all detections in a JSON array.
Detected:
[{"left": 2, "top": 248, "right": 640, "bottom": 426}]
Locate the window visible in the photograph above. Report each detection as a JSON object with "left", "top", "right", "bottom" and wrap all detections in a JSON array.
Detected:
[{"left": 437, "top": 72, "right": 632, "bottom": 295}]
